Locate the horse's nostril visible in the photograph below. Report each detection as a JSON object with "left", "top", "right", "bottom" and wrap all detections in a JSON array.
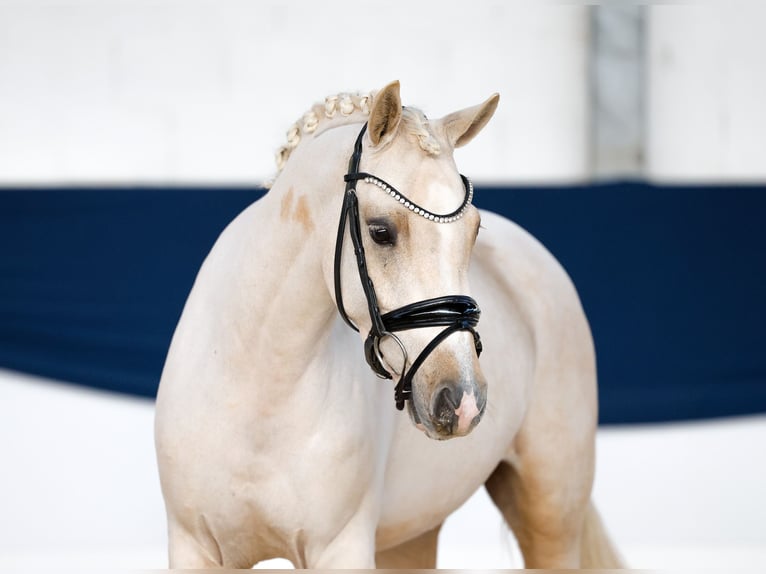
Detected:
[{"left": 434, "top": 385, "right": 462, "bottom": 416}]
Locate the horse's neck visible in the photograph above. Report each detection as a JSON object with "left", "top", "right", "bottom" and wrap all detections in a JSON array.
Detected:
[
  {"left": 206, "top": 147, "right": 350, "bottom": 386},
  {"left": 202, "top": 122, "right": 358, "bottom": 390}
]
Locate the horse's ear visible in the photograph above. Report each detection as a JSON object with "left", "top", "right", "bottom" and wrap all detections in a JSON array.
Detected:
[
  {"left": 442, "top": 93, "right": 500, "bottom": 148},
  {"left": 368, "top": 80, "right": 402, "bottom": 146}
]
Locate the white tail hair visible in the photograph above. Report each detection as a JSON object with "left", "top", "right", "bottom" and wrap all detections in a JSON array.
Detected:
[{"left": 581, "top": 502, "right": 625, "bottom": 568}]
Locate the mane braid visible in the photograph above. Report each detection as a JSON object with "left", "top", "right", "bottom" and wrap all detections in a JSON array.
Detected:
[
  {"left": 267, "top": 92, "right": 372, "bottom": 188},
  {"left": 268, "top": 90, "right": 441, "bottom": 188}
]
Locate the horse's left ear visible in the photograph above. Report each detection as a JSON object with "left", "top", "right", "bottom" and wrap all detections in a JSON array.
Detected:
[
  {"left": 368, "top": 80, "right": 402, "bottom": 147},
  {"left": 442, "top": 93, "right": 500, "bottom": 148}
]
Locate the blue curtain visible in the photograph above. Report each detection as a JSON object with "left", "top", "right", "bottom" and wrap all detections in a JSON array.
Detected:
[{"left": 1, "top": 183, "right": 764, "bottom": 424}]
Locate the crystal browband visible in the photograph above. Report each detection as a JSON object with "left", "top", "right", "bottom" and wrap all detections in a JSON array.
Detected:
[{"left": 344, "top": 172, "right": 475, "bottom": 223}]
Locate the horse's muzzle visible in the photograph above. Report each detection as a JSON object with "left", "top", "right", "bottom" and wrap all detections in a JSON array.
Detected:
[{"left": 423, "top": 381, "right": 486, "bottom": 439}]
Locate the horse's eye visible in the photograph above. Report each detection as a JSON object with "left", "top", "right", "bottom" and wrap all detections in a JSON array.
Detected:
[{"left": 368, "top": 223, "right": 396, "bottom": 246}]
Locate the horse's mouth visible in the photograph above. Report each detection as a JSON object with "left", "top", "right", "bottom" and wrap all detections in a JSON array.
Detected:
[
  {"left": 406, "top": 400, "right": 424, "bottom": 429},
  {"left": 406, "top": 399, "right": 434, "bottom": 437},
  {"left": 405, "top": 397, "right": 459, "bottom": 441}
]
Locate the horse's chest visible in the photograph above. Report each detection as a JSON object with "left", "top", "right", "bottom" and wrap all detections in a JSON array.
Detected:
[{"left": 375, "top": 405, "right": 520, "bottom": 549}]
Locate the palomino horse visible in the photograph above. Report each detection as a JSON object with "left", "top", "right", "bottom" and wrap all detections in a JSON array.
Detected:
[{"left": 155, "top": 81, "right": 622, "bottom": 569}]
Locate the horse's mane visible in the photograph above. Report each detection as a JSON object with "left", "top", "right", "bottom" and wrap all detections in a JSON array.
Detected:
[{"left": 270, "top": 91, "right": 442, "bottom": 186}]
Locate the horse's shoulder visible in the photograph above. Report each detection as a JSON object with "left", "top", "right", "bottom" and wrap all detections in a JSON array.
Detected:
[{"left": 473, "top": 208, "right": 590, "bottom": 340}]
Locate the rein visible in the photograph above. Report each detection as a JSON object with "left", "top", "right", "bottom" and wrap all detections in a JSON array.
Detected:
[{"left": 333, "top": 123, "right": 483, "bottom": 410}]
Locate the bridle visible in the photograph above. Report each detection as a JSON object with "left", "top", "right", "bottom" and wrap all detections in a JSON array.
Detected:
[{"left": 333, "top": 123, "right": 483, "bottom": 411}]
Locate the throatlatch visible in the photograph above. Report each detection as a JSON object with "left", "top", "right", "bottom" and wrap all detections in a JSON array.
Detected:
[{"left": 333, "top": 123, "right": 483, "bottom": 410}]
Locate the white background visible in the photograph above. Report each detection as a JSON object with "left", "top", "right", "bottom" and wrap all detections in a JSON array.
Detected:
[
  {"left": 0, "top": 0, "right": 590, "bottom": 184},
  {"left": 1, "top": 1, "right": 765, "bottom": 569},
  {"left": 2, "top": 1, "right": 765, "bottom": 184}
]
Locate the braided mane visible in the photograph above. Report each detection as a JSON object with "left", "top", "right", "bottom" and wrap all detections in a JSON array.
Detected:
[{"left": 269, "top": 90, "right": 442, "bottom": 186}]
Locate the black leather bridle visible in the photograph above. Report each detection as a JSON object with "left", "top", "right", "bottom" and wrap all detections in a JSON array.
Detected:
[{"left": 333, "top": 123, "right": 483, "bottom": 410}]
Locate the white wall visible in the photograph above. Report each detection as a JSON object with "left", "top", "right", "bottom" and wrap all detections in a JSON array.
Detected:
[
  {"left": 3, "top": 3, "right": 766, "bottom": 185},
  {"left": 647, "top": 5, "right": 766, "bottom": 181},
  {"left": 0, "top": 0, "right": 589, "bottom": 185}
]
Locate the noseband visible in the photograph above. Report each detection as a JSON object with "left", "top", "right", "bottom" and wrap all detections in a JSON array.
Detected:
[{"left": 333, "top": 123, "right": 483, "bottom": 410}]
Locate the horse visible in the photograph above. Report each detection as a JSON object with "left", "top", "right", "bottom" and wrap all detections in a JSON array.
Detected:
[{"left": 154, "top": 81, "right": 622, "bottom": 569}]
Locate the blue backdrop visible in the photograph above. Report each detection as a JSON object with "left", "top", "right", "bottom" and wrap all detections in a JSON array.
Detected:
[{"left": 1, "top": 182, "right": 764, "bottom": 424}]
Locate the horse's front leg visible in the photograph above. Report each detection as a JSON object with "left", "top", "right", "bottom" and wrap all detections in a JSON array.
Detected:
[
  {"left": 375, "top": 524, "right": 442, "bottom": 568},
  {"left": 304, "top": 506, "right": 378, "bottom": 569},
  {"left": 485, "top": 456, "right": 591, "bottom": 568},
  {"left": 484, "top": 382, "right": 599, "bottom": 568}
]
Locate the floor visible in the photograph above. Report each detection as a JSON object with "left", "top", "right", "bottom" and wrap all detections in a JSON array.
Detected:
[{"left": 1, "top": 368, "right": 764, "bottom": 570}]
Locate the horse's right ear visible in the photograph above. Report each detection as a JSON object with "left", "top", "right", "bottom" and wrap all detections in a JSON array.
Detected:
[
  {"left": 442, "top": 93, "right": 500, "bottom": 148},
  {"left": 368, "top": 81, "right": 402, "bottom": 147}
]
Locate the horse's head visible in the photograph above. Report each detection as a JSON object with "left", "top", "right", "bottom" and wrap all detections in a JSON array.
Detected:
[{"left": 330, "top": 81, "right": 499, "bottom": 440}]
